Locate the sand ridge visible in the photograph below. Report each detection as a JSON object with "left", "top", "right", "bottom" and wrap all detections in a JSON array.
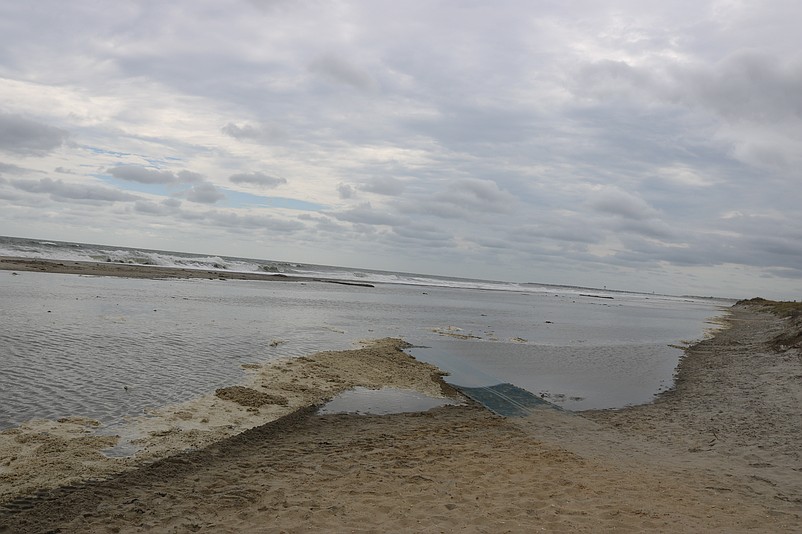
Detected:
[{"left": 0, "top": 338, "right": 457, "bottom": 507}]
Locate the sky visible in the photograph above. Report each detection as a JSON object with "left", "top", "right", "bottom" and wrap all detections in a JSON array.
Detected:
[{"left": 0, "top": 1, "right": 800, "bottom": 299}]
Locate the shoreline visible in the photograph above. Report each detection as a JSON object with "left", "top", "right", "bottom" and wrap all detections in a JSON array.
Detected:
[
  {"left": 0, "top": 256, "right": 375, "bottom": 287},
  {"left": 0, "top": 277, "right": 799, "bottom": 531},
  {"left": 0, "top": 338, "right": 457, "bottom": 506}
]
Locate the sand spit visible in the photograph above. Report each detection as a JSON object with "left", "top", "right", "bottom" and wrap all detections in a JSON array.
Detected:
[
  {"left": 1, "top": 300, "right": 800, "bottom": 532},
  {"left": 0, "top": 338, "right": 455, "bottom": 508},
  {"left": 0, "top": 257, "right": 373, "bottom": 286},
  {"left": 581, "top": 302, "right": 802, "bottom": 509}
]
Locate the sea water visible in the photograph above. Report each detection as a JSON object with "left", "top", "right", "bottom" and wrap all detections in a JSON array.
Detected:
[
  {"left": 0, "top": 235, "right": 534, "bottom": 291},
  {"left": 0, "top": 265, "right": 724, "bottom": 429}
]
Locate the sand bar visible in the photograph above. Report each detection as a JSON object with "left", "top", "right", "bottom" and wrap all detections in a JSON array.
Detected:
[
  {"left": 0, "top": 263, "right": 800, "bottom": 532},
  {"left": 0, "top": 257, "right": 374, "bottom": 286},
  {"left": 0, "top": 338, "right": 455, "bottom": 506}
]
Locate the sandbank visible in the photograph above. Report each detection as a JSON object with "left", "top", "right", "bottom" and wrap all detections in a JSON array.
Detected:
[{"left": 0, "top": 256, "right": 373, "bottom": 286}]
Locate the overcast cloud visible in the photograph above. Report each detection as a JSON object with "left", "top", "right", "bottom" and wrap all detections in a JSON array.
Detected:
[
  {"left": 0, "top": 0, "right": 800, "bottom": 298},
  {"left": 229, "top": 172, "right": 287, "bottom": 188},
  {"left": 0, "top": 113, "right": 69, "bottom": 156}
]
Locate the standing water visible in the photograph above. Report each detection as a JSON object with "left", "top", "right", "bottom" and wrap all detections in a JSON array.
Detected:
[{"left": 0, "top": 261, "right": 725, "bottom": 429}]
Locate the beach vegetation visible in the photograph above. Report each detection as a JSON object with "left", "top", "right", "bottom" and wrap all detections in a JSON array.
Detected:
[
  {"left": 737, "top": 297, "right": 802, "bottom": 318},
  {"left": 738, "top": 298, "right": 802, "bottom": 350}
]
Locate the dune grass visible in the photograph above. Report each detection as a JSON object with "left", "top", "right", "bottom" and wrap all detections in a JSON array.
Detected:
[
  {"left": 737, "top": 297, "right": 802, "bottom": 318},
  {"left": 738, "top": 298, "right": 802, "bottom": 349}
]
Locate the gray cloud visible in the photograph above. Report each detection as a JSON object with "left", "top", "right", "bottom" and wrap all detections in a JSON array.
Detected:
[
  {"left": 196, "top": 210, "right": 305, "bottom": 233},
  {"left": 0, "top": 113, "right": 68, "bottom": 156},
  {"left": 337, "top": 183, "right": 356, "bottom": 199},
  {"left": 134, "top": 198, "right": 181, "bottom": 215},
  {"left": 221, "top": 122, "right": 287, "bottom": 144},
  {"left": 308, "top": 54, "right": 378, "bottom": 92},
  {"left": 108, "top": 166, "right": 222, "bottom": 203},
  {"left": 514, "top": 220, "right": 603, "bottom": 246},
  {"left": 589, "top": 188, "right": 660, "bottom": 221},
  {"left": 0, "top": 162, "right": 29, "bottom": 175},
  {"left": 184, "top": 182, "right": 225, "bottom": 204},
  {"left": 391, "top": 223, "right": 452, "bottom": 243},
  {"left": 614, "top": 219, "right": 676, "bottom": 240},
  {"left": 134, "top": 201, "right": 164, "bottom": 215},
  {"left": 402, "top": 105, "right": 541, "bottom": 152},
  {"left": 572, "top": 50, "right": 802, "bottom": 177},
  {"left": 362, "top": 177, "right": 405, "bottom": 196},
  {"left": 11, "top": 178, "right": 138, "bottom": 203},
  {"left": 413, "top": 179, "right": 517, "bottom": 219},
  {"left": 177, "top": 170, "right": 204, "bottom": 183},
  {"left": 332, "top": 202, "right": 404, "bottom": 227},
  {"left": 676, "top": 52, "right": 802, "bottom": 124},
  {"left": 575, "top": 51, "right": 802, "bottom": 125},
  {"left": 131, "top": 198, "right": 304, "bottom": 235},
  {"left": 108, "top": 166, "right": 178, "bottom": 184},
  {"left": 229, "top": 171, "right": 287, "bottom": 188}
]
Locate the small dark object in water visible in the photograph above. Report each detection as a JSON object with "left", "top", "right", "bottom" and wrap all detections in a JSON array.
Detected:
[
  {"left": 454, "top": 383, "right": 561, "bottom": 417},
  {"left": 323, "top": 280, "right": 374, "bottom": 288}
]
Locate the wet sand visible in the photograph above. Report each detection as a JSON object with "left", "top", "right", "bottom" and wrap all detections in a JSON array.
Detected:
[
  {"left": 0, "top": 257, "right": 374, "bottom": 286},
  {"left": 0, "top": 339, "right": 455, "bottom": 507},
  {"left": 0, "top": 263, "right": 800, "bottom": 532}
]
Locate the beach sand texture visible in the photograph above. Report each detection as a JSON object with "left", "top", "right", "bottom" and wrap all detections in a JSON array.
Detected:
[
  {"left": 0, "top": 262, "right": 800, "bottom": 532},
  {"left": 0, "top": 338, "right": 454, "bottom": 506}
]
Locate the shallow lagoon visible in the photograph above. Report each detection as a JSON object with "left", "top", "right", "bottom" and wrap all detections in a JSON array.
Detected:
[{"left": 0, "top": 270, "right": 723, "bottom": 428}]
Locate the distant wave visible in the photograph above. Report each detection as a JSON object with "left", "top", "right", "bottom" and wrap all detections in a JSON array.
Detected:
[{"left": 0, "top": 235, "right": 680, "bottom": 299}]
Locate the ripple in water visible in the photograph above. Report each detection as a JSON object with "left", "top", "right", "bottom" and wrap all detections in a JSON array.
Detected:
[
  {"left": 0, "top": 274, "right": 363, "bottom": 429},
  {"left": 0, "top": 271, "right": 722, "bottom": 429}
]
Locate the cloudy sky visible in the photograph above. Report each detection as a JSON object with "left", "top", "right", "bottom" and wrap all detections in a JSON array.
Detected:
[{"left": 1, "top": 1, "right": 800, "bottom": 298}]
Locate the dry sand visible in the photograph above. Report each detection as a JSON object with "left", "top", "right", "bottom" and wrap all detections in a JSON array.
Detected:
[{"left": 0, "top": 262, "right": 800, "bottom": 532}]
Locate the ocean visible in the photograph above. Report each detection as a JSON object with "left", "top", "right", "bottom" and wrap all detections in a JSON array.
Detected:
[{"left": 0, "top": 235, "right": 727, "bottom": 430}]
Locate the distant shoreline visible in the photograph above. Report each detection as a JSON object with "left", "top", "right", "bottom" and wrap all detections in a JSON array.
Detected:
[{"left": 0, "top": 256, "right": 375, "bottom": 287}]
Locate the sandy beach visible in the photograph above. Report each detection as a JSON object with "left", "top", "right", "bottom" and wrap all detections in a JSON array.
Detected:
[{"left": 0, "top": 262, "right": 800, "bottom": 532}]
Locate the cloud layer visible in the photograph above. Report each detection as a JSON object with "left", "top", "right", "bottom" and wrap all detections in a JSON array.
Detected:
[{"left": 0, "top": 0, "right": 800, "bottom": 298}]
